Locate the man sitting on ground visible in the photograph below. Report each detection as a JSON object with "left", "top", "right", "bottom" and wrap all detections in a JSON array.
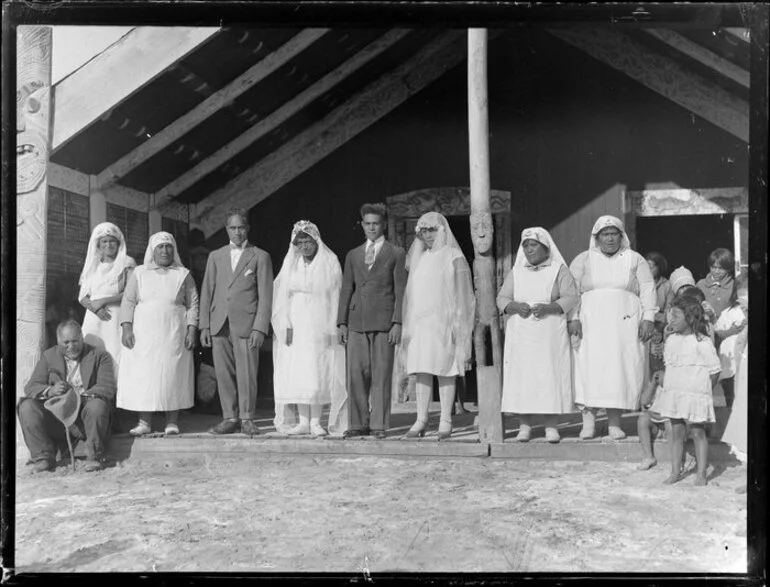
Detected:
[{"left": 18, "top": 319, "right": 116, "bottom": 473}]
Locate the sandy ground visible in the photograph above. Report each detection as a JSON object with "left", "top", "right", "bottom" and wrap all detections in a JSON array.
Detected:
[{"left": 14, "top": 452, "right": 747, "bottom": 574}]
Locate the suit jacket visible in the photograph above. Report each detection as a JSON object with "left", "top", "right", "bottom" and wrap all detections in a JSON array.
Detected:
[
  {"left": 337, "top": 240, "right": 407, "bottom": 333},
  {"left": 23, "top": 344, "right": 117, "bottom": 402},
  {"left": 198, "top": 244, "right": 274, "bottom": 339}
]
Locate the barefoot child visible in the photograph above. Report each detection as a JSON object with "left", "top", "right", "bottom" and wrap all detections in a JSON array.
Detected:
[
  {"left": 637, "top": 370, "right": 669, "bottom": 470},
  {"left": 650, "top": 295, "right": 721, "bottom": 486}
]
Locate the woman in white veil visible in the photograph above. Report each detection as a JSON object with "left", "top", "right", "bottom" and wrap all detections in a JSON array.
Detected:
[
  {"left": 497, "top": 227, "right": 579, "bottom": 443},
  {"left": 78, "top": 222, "right": 136, "bottom": 377},
  {"left": 272, "top": 220, "right": 347, "bottom": 437},
  {"left": 401, "top": 212, "right": 475, "bottom": 440}
]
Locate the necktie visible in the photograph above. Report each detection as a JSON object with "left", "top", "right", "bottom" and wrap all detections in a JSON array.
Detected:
[{"left": 365, "top": 242, "right": 375, "bottom": 268}]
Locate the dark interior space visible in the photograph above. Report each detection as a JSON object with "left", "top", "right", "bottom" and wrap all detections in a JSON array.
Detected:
[{"left": 635, "top": 214, "right": 735, "bottom": 282}]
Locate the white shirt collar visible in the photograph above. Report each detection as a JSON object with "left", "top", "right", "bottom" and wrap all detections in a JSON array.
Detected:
[
  {"left": 229, "top": 241, "right": 249, "bottom": 250},
  {"left": 366, "top": 235, "right": 385, "bottom": 248}
]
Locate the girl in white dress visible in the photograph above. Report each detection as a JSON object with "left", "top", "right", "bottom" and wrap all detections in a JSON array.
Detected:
[
  {"left": 498, "top": 227, "right": 579, "bottom": 443},
  {"left": 713, "top": 282, "right": 748, "bottom": 407},
  {"left": 569, "top": 216, "right": 657, "bottom": 440},
  {"left": 118, "top": 232, "right": 199, "bottom": 436},
  {"left": 648, "top": 295, "right": 721, "bottom": 486},
  {"left": 271, "top": 221, "right": 347, "bottom": 437},
  {"left": 78, "top": 222, "right": 136, "bottom": 378},
  {"left": 401, "top": 212, "right": 475, "bottom": 440}
]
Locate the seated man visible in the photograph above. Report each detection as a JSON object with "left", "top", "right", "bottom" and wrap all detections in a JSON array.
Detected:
[{"left": 18, "top": 319, "right": 116, "bottom": 473}]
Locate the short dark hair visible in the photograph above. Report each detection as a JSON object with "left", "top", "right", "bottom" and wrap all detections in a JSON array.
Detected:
[
  {"left": 56, "top": 319, "right": 82, "bottom": 338},
  {"left": 645, "top": 251, "right": 669, "bottom": 276},
  {"left": 225, "top": 207, "right": 249, "bottom": 227},
  {"left": 359, "top": 203, "right": 388, "bottom": 223},
  {"left": 708, "top": 247, "right": 735, "bottom": 278}
]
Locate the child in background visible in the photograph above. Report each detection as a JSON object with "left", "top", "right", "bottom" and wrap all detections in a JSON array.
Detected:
[
  {"left": 713, "top": 281, "right": 748, "bottom": 408},
  {"left": 646, "top": 252, "right": 674, "bottom": 375},
  {"left": 651, "top": 295, "right": 721, "bottom": 486},
  {"left": 637, "top": 370, "right": 669, "bottom": 470},
  {"left": 721, "top": 278, "right": 749, "bottom": 475}
]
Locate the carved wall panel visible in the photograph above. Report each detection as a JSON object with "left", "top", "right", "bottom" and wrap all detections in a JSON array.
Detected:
[{"left": 16, "top": 26, "right": 52, "bottom": 398}]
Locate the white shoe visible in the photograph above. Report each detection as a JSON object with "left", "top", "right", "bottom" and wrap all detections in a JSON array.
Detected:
[
  {"left": 310, "top": 423, "right": 328, "bottom": 437},
  {"left": 286, "top": 424, "right": 310, "bottom": 436},
  {"left": 579, "top": 411, "right": 596, "bottom": 439},
  {"left": 607, "top": 425, "right": 626, "bottom": 440},
  {"left": 130, "top": 423, "right": 151, "bottom": 436},
  {"left": 545, "top": 427, "right": 560, "bottom": 443},
  {"left": 515, "top": 425, "right": 531, "bottom": 442},
  {"left": 164, "top": 423, "right": 180, "bottom": 436}
]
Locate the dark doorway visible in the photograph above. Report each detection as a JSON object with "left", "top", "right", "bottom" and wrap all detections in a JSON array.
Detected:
[{"left": 635, "top": 214, "right": 735, "bottom": 282}]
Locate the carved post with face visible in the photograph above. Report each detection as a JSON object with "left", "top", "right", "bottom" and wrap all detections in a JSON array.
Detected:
[
  {"left": 16, "top": 26, "right": 52, "bottom": 400},
  {"left": 468, "top": 28, "right": 503, "bottom": 443}
]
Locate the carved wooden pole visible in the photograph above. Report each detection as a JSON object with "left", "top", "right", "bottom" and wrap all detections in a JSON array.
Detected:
[
  {"left": 16, "top": 26, "right": 52, "bottom": 403},
  {"left": 468, "top": 28, "right": 503, "bottom": 443}
]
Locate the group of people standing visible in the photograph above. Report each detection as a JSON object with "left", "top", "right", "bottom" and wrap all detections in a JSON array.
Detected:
[{"left": 19, "top": 205, "right": 748, "bottom": 486}]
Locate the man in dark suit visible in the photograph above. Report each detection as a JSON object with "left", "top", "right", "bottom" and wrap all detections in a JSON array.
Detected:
[
  {"left": 199, "top": 208, "right": 273, "bottom": 435},
  {"left": 337, "top": 203, "right": 407, "bottom": 439},
  {"left": 19, "top": 319, "right": 116, "bottom": 473}
]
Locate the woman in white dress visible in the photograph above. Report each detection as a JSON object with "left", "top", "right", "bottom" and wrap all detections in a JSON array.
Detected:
[
  {"left": 78, "top": 222, "right": 136, "bottom": 377},
  {"left": 401, "top": 212, "right": 475, "bottom": 440},
  {"left": 118, "top": 232, "right": 199, "bottom": 436},
  {"left": 568, "top": 216, "right": 657, "bottom": 440},
  {"left": 498, "top": 227, "right": 579, "bottom": 443},
  {"left": 271, "top": 220, "right": 347, "bottom": 437}
]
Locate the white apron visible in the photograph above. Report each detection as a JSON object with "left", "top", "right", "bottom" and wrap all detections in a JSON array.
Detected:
[
  {"left": 117, "top": 267, "right": 194, "bottom": 412},
  {"left": 573, "top": 252, "right": 647, "bottom": 410},
  {"left": 81, "top": 265, "right": 124, "bottom": 378},
  {"left": 501, "top": 263, "right": 573, "bottom": 414}
]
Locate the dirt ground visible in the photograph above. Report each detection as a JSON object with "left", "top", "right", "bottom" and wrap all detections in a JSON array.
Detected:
[{"left": 13, "top": 452, "right": 747, "bottom": 574}]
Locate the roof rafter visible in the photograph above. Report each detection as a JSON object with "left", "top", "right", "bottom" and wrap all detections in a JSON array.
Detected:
[
  {"left": 95, "top": 28, "right": 331, "bottom": 188},
  {"left": 153, "top": 28, "right": 411, "bottom": 209},
  {"left": 52, "top": 27, "right": 219, "bottom": 152},
  {"left": 188, "top": 30, "right": 471, "bottom": 237},
  {"left": 644, "top": 28, "right": 749, "bottom": 89},
  {"left": 548, "top": 27, "right": 749, "bottom": 142}
]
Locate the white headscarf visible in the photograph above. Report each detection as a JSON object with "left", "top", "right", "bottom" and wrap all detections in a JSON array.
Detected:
[
  {"left": 78, "top": 222, "right": 135, "bottom": 297},
  {"left": 144, "top": 231, "right": 184, "bottom": 270},
  {"left": 589, "top": 215, "right": 631, "bottom": 252},
  {"left": 514, "top": 226, "right": 566, "bottom": 269},
  {"left": 271, "top": 221, "right": 347, "bottom": 435},
  {"left": 400, "top": 212, "right": 475, "bottom": 374}
]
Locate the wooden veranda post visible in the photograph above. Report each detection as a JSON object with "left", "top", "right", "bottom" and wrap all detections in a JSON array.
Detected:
[
  {"left": 16, "top": 26, "right": 52, "bottom": 405},
  {"left": 468, "top": 29, "right": 504, "bottom": 443}
]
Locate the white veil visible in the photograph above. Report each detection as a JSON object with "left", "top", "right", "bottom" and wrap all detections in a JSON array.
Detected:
[
  {"left": 271, "top": 220, "right": 348, "bottom": 435},
  {"left": 78, "top": 222, "right": 135, "bottom": 299},
  {"left": 144, "top": 231, "right": 185, "bottom": 269},
  {"left": 514, "top": 226, "right": 567, "bottom": 269},
  {"left": 589, "top": 215, "right": 631, "bottom": 252},
  {"left": 395, "top": 212, "right": 475, "bottom": 394}
]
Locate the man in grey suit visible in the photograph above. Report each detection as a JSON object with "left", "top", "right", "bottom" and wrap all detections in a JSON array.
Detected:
[
  {"left": 199, "top": 208, "right": 273, "bottom": 435},
  {"left": 337, "top": 203, "right": 407, "bottom": 439}
]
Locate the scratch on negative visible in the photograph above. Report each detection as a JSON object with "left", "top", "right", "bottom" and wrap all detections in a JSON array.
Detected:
[{"left": 403, "top": 520, "right": 429, "bottom": 558}]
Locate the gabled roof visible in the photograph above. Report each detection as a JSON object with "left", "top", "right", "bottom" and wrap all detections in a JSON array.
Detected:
[{"left": 49, "top": 22, "right": 751, "bottom": 237}]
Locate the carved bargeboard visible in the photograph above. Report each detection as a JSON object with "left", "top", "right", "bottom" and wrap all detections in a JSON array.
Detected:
[{"left": 16, "top": 26, "right": 52, "bottom": 398}]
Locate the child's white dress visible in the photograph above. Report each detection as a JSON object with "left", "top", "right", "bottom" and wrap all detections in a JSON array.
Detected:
[
  {"left": 651, "top": 333, "right": 721, "bottom": 424},
  {"left": 714, "top": 305, "right": 746, "bottom": 380}
]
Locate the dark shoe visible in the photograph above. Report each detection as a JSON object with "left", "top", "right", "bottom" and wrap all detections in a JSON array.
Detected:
[
  {"left": 83, "top": 459, "right": 103, "bottom": 473},
  {"left": 343, "top": 428, "right": 369, "bottom": 439},
  {"left": 209, "top": 419, "right": 241, "bottom": 435},
  {"left": 240, "top": 419, "right": 260, "bottom": 436},
  {"left": 29, "top": 459, "right": 54, "bottom": 474},
  {"left": 372, "top": 430, "right": 387, "bottom": 440}
]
